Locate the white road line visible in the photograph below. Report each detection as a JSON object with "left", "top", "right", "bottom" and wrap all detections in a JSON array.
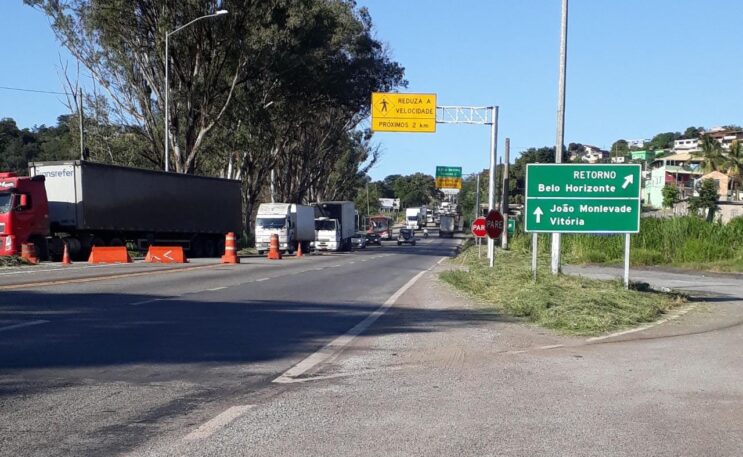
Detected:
[
  {"left": 0, "top": 320, "right": 50, "bottom": 333},
  {"left": 129, "top": 298, "right": 165, "bottom": 306},
  {"left": 183, "top": 405, "right": 254, "bottom": 441},
  {"left": 256, "top": 278, "right": 270, "bottom": 282},
  {"left": 273, "top": 257, "right": 444, "bottom": 384},
  {"left": 205, "top": 286, "right": 227, "bottom": 291},
  {"left": 586, "top": 304, "right": 696, "bottom": 342}
]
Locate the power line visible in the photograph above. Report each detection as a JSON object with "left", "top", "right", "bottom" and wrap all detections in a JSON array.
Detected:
[{"left": 0, "top": 85, "right": 71, "bottom": 96}]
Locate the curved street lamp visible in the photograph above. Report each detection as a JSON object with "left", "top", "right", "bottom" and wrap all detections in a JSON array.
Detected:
[{"left": 164, "top": 9, "right": 228, "bottom": 172}]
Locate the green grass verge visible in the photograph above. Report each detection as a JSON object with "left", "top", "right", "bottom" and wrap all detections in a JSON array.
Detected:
[
  {"left": 510, "top": 216, "right": 743, "bottom": 272},
  {"left": 440, "top": 246, "right": 685, "bottom": 336}
]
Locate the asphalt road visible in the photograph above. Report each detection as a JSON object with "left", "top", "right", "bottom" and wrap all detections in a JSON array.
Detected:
[
  {"left": 2, "top": 235, "right": 743, "bottom": 456},
  {"left": 0, "top": 232, "right": 459, "bottom": 456}
]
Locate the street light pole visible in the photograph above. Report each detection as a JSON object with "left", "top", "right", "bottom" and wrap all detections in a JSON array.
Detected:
[
  {"left": 551, "top": 0, "right": 568, "bottom": 274},
  {"left": 164, "top": 9, "right": 228, "bottom": 172}
]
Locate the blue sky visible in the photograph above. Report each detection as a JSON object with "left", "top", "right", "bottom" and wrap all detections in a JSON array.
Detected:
[{"left": 2, "top": 1, "right": 743, "bottom": 180}]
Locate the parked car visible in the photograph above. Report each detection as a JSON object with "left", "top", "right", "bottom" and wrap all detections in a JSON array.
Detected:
[
  {"left": 397, "top": 228, "right": 416, "bottom": 246},
  {"left": 365, "top": 232, "right": 382, "bottom": 246},
  {"left": 351, "top": 232, "right": 367, "bottom": 249}
]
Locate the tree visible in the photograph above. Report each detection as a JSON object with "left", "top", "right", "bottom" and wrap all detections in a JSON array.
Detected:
[
  {"left": 610, "top": 139, "right": 629, "bottom": 158},
  {"left": 725, "top": 140, "right": 743, "bottom": 200},
  {"left": 509, "top": 146, "right": 565, "bottom": 198},
  {"left": 682, "top": 126, "right": 704, "bottom": 139},
  {"left": 661, "top": 184, "right": 680, "bottom": 208},
  {"left": 391, "top": 173, "right": 439, "bottom": 208},
  {"left": 648, "top": 132, "right": 679, "bottom": 151},
  {"left": 695, "top": 134, "right": 725, "bottom": 173},
  {"left": 27, "top": 0, "right": 250, "bottom": 173},
  {"left": 689, "top": 178, "right": 720, "bottom": 222}
]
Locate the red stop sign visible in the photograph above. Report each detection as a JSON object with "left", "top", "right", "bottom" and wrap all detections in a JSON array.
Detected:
[
  {"left": 471, "top": 217, "right": 487, "bottom": 238},
  {"left": 485, "top": 210, "right": 504, "bottom": 238}
]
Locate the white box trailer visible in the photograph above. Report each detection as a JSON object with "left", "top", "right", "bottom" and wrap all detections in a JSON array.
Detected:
[
  {"left": 255, "top": 203, "right": 315, "bottom": 254},
  {"left": 313, "top": 201, "right": 356, "bottom": 251}
]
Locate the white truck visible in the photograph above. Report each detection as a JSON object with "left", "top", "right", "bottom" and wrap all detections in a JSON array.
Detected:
[
  {"left": 255, "top": 203, "right": 315, "bottom": 255},
  {"left": 313, "top": 201, "right": 356, "bottom": 251},
  {"left": 405, "top": 207, "right": 423, "bottom": 230},
  {"left": 439, "top": 214, "right": 455, "bottom": 238}
]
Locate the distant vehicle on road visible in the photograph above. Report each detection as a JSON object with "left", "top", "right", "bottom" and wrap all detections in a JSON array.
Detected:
[
  {"left": 351, "top": 232, "right": 367, "bottom": 249},
  {"left": 366, "top": 215, "right": 393, "bottom": 240},
  {"left": 405, "top": 207, "right": 423, "bottom": 230},
  {"left": 397, "top": 228, "right": 416, "bottom": 246},
  {"left": 439, "top": 214, "right": 456, "bottom": 238},
  {"left": 255, "top": 203, "right": 315, "bottom": 255},
  {"left": 365, "top": 232, "right": 382, "bottom": 246}
]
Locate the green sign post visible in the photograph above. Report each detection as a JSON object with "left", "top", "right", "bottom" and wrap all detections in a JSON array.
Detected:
[{"left": 525, "top": 164, "right": 641, "bottom": 233}]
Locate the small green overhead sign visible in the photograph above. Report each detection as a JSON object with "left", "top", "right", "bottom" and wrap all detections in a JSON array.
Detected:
[{"left": 524, "top": 164, "right": 641, "bottom": 233}]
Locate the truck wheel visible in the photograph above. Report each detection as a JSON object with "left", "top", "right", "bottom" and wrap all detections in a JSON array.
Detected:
[
  {"left": 205, "top": 238, "right": 217, "bottom": 258},
  {"left": 30, "top": 237, "right": 49, "bottom": 262}
]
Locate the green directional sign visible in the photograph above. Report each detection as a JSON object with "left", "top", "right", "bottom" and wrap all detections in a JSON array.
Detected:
[
  {"left": 435, "top": 166, "right": 462, "bottom": 189},
  {"left": 525, "top": 164, "right": 641, "bottom": 233}
]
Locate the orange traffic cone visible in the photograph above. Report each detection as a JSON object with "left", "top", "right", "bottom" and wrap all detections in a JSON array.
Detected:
[
  {"left": 267, "top": 234, "right": 282, "bottom": 260},
  {"left": 296, "top": 241, "right": 304, "bottom": 258},
  {"left": 21, "top": 243, "right": 39, "bottom": 265},
  {"left": 62, "top": 242, "right": 72, "bottom": 265},
  {"left": 220, "top": 232, "right": 240, "bottom": 264}
]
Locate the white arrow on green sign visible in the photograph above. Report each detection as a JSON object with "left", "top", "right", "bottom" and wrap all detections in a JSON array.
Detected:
[{"left": 524, "top": 164, "right": 641, "bottom": 233}]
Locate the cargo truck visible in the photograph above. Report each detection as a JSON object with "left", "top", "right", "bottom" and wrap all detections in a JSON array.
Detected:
[
  {"left": 254, "top": 203, "right": 315, "bottom": 255},
  {"left": 312, "top": 201, "right": 356, "bottom": 251},
  {"left": 0, "top": 161, "right": 242, "bottom": 260},
  {"left": 405, "top": 207, "right": 422, "bottom": 230},
  {"left": 439, "top": 214, "right": 455, "bottom": 238}
]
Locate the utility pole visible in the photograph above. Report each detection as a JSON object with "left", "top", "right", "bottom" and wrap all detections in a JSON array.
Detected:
[
  {"left": 487, "top": 106, "right": 499, "bottom": 267},
  {"left": 366, "top": 180, "right": 370, "bottom": 216},
  {"left": 501, "top": 137, "right": 510, "bottom": 249},
  {"left": 552, "top": 0, "right": 568, "bottom": 275},
  {"left": 78, "top": 89, "right": 85, "bottom": 161}
]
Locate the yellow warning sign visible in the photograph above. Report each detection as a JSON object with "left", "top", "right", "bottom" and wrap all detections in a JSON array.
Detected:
[
  {"left": 435, "top": 177, "right": 462, "bottom": 189},
  {"left": 371, "top": 92, "right": 436, "bottom": 133}
]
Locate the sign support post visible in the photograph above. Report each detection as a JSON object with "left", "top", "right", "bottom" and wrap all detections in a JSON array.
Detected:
[
  {"left": 624, "top": 234, "right": 631, "bottom": 289},
  {"left": 532, "top": 233, "right": 538, "bottom": 282}
]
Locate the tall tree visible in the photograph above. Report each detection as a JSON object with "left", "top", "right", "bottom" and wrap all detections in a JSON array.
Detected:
[
  {"left": 695, "top": 134, "right": 725, "bottom": 173},
  {"left": 27, "top": 0, "right": 246, "bottom": 173},
  {"left": 725, "top": 140, "right": 743, "bottom": 200}
]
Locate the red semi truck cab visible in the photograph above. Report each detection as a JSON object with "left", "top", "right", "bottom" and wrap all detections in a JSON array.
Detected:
[{"left": 0, "top": 172, "right": 50, "bottom": 256}]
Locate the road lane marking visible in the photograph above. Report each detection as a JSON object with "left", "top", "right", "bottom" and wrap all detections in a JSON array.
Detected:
[
  {"left": 183, "top": 405, "right": 254, "bottom": 441},
  {"left": 205, "top": 286, "right": 227, "bottom": 291},
  {"left": 256, "top": 278, "right": 269, "bottom": 282},
  {"left": 129, "top": 298, "right": 166, "bottom": 306},
  {"left": 273, "top": 257, "right": 445, "bottom": 384},
  {"left": 0, "top": 320, "right": 50, "bottom": 333}
]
